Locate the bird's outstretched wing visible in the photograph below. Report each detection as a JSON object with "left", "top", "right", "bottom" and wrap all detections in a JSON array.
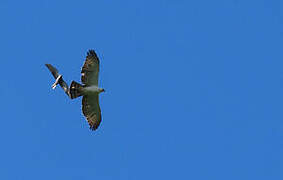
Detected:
[
  {"left": 45, "top": 64, "right": 70, "bottom": 97},
  {"left": 81, "top": 50, "right": 100, "bottom": 86},
  {"left": 82, "top": 94, "right": 101, "bottom": 130}
]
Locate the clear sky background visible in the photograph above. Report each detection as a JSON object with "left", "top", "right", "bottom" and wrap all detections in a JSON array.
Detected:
[{"left": 0, "top": 0, "right": 282, "bottom": 179}]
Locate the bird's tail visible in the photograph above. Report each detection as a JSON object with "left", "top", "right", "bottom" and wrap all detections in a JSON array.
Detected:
[{"left": 70, "top": 81, "right": 83, "bottom": 99}]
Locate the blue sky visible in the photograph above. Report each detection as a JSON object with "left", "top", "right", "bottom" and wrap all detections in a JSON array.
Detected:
[{"left": 0, "top": 0, "right": 282, "bottom": 179}]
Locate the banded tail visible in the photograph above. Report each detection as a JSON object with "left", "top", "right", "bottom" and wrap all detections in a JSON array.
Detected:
[{"left": 70, "top": 81, "right": 83, "bottom": 99}]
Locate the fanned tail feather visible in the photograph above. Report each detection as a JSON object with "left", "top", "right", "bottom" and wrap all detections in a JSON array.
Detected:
[{"left": 70, "top": 81, "right": 83, "bottom": 99}]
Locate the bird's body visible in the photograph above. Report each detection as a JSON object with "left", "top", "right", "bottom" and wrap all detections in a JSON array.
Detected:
[
  {"left": 45, "top": 50, "right": 104, "bottom": 131},
  {"left": 84, "top": 85, "right": 104, "bottom": 93}
]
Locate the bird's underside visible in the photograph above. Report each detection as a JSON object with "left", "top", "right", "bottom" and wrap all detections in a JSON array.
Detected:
[{"left": 45, "top": 50, "right": 104, "bottom": 131}]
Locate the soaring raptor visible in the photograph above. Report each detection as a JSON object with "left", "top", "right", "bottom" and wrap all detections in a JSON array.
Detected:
[{"left": 45, "top": 50, "right": 105, "bottom": 131}]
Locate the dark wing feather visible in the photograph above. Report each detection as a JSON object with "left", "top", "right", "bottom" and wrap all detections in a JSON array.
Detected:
[
  {"left": 82, "top": 94, "right": 102, "bottom": 131},
  {"left": 81, "top": 50, "right": 100, "bottom": 86},
  {"left": 45, "top": 64, "right": 70, "bottom": 97}
]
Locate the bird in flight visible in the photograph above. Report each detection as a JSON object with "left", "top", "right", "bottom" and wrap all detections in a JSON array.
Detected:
[{"left": 45, "top": 50, "right": 105, "bottom": 131}]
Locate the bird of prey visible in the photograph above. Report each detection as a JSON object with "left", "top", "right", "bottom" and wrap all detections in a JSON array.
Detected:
[{"left": 45, "top": 50, "right": 105, "bottom": 131}]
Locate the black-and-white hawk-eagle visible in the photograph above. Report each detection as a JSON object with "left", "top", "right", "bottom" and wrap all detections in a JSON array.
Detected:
[{"left": 45, "top": 50, "right": 105, "bottom": 131}]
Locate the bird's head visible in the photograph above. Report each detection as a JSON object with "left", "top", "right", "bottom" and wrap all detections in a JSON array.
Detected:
[{"left": 99, "top": 88, "right": 105, "bottom": 93}]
